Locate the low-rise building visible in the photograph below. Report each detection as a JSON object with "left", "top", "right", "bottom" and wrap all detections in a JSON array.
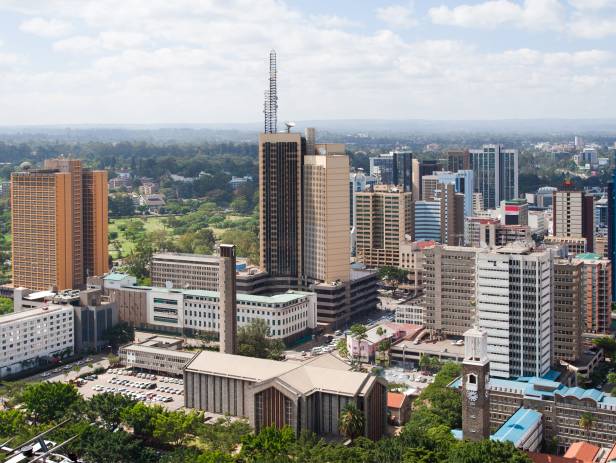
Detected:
[
  {"left": 151, "top": 253, "right": 221, "bottom": 290},
  {"left": 184, "top": 351, "right": 387, "bottom": 440},
  {"left": 119, "top": 338, "right": 197, "bottom": 377},
  {"left": 387, "top": 392, "right": 412, "bottom": 425},
  {"left": 347, "top": 323, "right": 423, "bottom": 363},
  {"left": 0, "top": 304, "right": 74, "bottom": 378}
]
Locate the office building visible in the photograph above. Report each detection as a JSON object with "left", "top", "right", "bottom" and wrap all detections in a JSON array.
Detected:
[
  {"left": 472, "top": 192, "right": 484, "bottom": 214},
  {"left": 151, "top": 253, "right": 221, "bottom": 290},
  {"left": 399, "top": 240, "right": 434, "bottom": 293},
  {"left": 11, "top": 159, "right": 108, "bottom": 291},
  {"left": 120, "top": 337, "right": 197, "bottom": 377},
  {"left": 369, "top": 151, "right": 412, "bottom": 192},
  {"left": 73, "top": 289, "right": 118, "bottom": 353},
  {"left": 552, "top": 190, "right": 594, "bottom": 252},
  {"left": 465, "top": 217, "right": 531, "bottom": 249},
  {"left": 304, "top": 148, "right": 350, "bottom": 283},
  {"left": 412, "top": 159, "right": 441, "bottom": 203},
  {"left": 259, "top": 132, "right": 304, "bottom": 283},
  {"left": 477, "top": 245, "right": 551, "bottom": 379},
  {"left": 414, "top": 201, "right": 441, "bottom": 242},
  {"left": 575, "top": 253, "right": 612, "bottom": 335},
  {"left": 543, "top": 236, "right": 588, "bottom": 256},
  {"left": 595, "top": 195, "right": 608, "bottom": 229},
  {"left": 552, "top": 259, "right": 584, "bottom": 365},
  {"left": 349, "top": 170, "right": 377, "bottom": 245},
  {"left": 609, "top": 178, "right": 616, "bottom": 301},
  {"left": 447, "top": 149, "right": 471, "bottom": 172},
  {"left": 184, "top": 351, "right": 387, "bottom": 439},
  {"left": 424, "top": 246, "right": 478, "bottom": 337},
  {"left": 0, "top": 304, "right": 74, "bottom": 378},
  {"left": 355, "top": 185, "right": 413, "bottom": 268},
  {"left": 422, "top": 170, "right": 474, "bottom": 217},
  {"left": 535, "top": 186, "right": 557, "bottom": 208},
  {"left": 500, "top": 199, "right": 528, "bottom": 226},
  {"left": 113, "top": 285, "right": 316, "bottom": 344},
  {"left": 470, "top": 145, "right": 518, "bottom": 210}
]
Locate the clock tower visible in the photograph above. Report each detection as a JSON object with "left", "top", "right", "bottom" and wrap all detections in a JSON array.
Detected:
[{"left": 461, "top": 327, "right": 491, "bottom": 441}]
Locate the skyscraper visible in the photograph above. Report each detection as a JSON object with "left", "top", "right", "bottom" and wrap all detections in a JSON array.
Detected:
[
  {"left": 304, "top": 144, "right": 350, "bottom": 283},
  {"left": 412, "top": 159, "right": 441, "bottom": 202},
  {"left": 477, "top": 245, "right": 551, "bottom": 379},
  {"left": 608, "top": 177, "right": 616, "bottom": 301},
  {"left": 11, "top": 159, "right": 108, "bottom": 291},
  {"left": 422, "top": 170, "right": 474, "bottom": 217},
  {"left": 553, "top": 259, "right": 584, "bottom": 365},
  {"left": 258, "top": 132, "right": 304, "bottom": 283},
  {"left": 470, "top": 145, "right": 518, "bottom": 210},
  {"left": 447, "top": 149, "right": 471, "bottom": 172}
]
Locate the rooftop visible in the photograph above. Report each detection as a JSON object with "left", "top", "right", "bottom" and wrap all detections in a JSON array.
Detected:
[
  {"left": 122, "top": 344, "right": 197, "bottom": 360},
  {"left": 152, "top": 252, "right": 220, "bottom": 263},
  {"left": 103, "top": 273, "right": 133, "bottom": 281},
  {"left": 387, "top": 392, "right": 407, "bottom": 409},
  {"left": 393, "top": 337, "right": 465, "bottom": 357},
  {"left": 563, "top": 442, "right": 600, "bottom": 462},
  {"left": 0, "top": 304, "right": 73, "bottom": 324},
  {"left": 491, "top": 408, "right": 542, "bottom": 445}
]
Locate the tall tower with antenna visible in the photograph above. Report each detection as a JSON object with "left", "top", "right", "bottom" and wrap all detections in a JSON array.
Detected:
[{"left": 264, "top": 50, "right": 278, "bottom": 133}]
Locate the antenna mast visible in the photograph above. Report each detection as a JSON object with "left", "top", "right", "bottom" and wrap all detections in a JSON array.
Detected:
[{"left": 264, "top": 50, "right": 278, "bottom": 133}]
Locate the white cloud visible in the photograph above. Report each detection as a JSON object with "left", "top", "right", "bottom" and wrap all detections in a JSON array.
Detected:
[
  {"left": 376, "top": 3, "right": 418, "bottom": 29},
  {"left": 0, "top": 0, "right": 615, "bottom": 123},
  {"left": 429, "top": 0, "right": 564, "bottom": 30},
  {"left": 568, "top": 0, "right": 616, "bottom": 10},
  {"left": 19, "top": 17, "right": 72, "bottom": 38},
  {"left": 569, "top": 17, "right": 616, "bottom": 38}
]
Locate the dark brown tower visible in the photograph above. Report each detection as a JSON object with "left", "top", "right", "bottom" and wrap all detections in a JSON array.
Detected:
[
  {"left": 219, "top": 244, "right": 237, "bottom": 354},
  {"left": 462, "top": 327, "right": 491, "bottom": 441}
]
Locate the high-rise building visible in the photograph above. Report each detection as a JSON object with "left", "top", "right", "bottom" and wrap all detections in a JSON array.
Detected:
[
  {"left": 414, "top": 183, "right": 464, "bottom": 245},
  {"left": 477, "top": 245, "right": 551, "bottom": 379},
  {"left": 470, "top": 145, "right": 518, "bottom": 210},
  {"left": 304, "top": 145, "right": 350, "bottom": 283},
  {"left": 412, "top": 159, "right": 441, "bottom": 203},
  {"left": 608, "top": 176, "right": 616, "bottom": 301},
  {"left": 500, "top": 199, "right": 528, "bottom": 226},
  {"left": 552, "top": 190, "right": 594, "bottom": 252},
  {"left": 447, "top": 149, "right": 471, "bottom": 172},
  {"left": 575, "top": 253, "right": 612, "bottom": 335},
  {"left": 11, "top": 159, "right": 108, "bottom": 291},
  {"left": 258, "top": 132, "right": 304, "bottom": 283},
  {"left": 355, "top": 185, "right": 413, "bottom": 268},
  {"left": 464, "top": 217, "right": 531, "bottom": 248},
  {"left": 422, "top": 170, "right": 474, "bottom": 217},
  {"left": 369, "top": 151, "right": 412, "bottom": 192},
  {"left": 424, "top": 245, "right": 478, "bottom": 337},
  {"left": 553, "top": 259, "right": 584, "bottom": 365},
  {"left": 414, "top": 201, "right": 442, "bottom": 242}
]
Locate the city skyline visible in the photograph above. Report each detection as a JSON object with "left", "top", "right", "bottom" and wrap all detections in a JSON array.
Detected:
[{"left": 0, "top": 0, "right": 616, "bottom": 125}]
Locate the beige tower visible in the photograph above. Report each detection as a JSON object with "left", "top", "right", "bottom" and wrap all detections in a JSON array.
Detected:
[
  {"left": 219, "top": 244, "right": 237, "bottom": 354},
  {"left": 303, "top": 143, "right": 350, "bottom": 283},
  {"left": 83, "top": 170, "right": 109, "bottom": 278}
]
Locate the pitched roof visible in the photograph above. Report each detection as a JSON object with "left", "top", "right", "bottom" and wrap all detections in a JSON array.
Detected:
[
  {"left": 387, "top": 392, "right": 406, "bottom": 409},
  {"left": 527, "top": 452, "right": 583, "bottom": 463},
  {"left": 564, "top": 442, "right": 600, "bottom": 462}
]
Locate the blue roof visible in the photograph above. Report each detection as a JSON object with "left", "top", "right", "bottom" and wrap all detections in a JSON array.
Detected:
[
  {"left": 556, "top": 387, "right": 605, "bottom": 403},
  {"left": 542, "top": 370, "right": 561, "bottom": 381},
  {"left": 451, "top": 429, "right": 463, "bottom": 440},
  {"left": 491, "top": 408, "right": 542, "bottom": 445},
  {"left": 449, "top": 378, "right": 462, "bottom": 389}
]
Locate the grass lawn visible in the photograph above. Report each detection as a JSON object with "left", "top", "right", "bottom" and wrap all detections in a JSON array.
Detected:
[
  {"left": 108, "top": 216, "right": 170, "bottom": 259},
  {"left": 209, "top": 214, "right": 253, "bottom": 239}
]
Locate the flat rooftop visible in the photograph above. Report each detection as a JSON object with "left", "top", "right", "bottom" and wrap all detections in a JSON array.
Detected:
[
  {"left": 491, "top": 408, "right": 542, "bottom": 445},
  {"left": 121, "top": 344, "right": 197, "bottom": 360},
  {"left": 0, "top": 304, "right": 72, "bottom": 324},
  {"left": 392, "top": 338, "right": 466, "bottom": 357},
  {"left": 152, "top": 252, "right": 220, "bottom": 263}
]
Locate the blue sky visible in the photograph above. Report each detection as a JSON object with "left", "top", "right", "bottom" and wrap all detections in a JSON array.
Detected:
[{"left": 0, "top": 0, "right": 616, "bottom": 125}]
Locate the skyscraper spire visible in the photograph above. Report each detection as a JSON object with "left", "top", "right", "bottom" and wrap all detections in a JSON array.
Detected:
[{"left": 263, "top": 49, "right": 278, "bottom": 133}]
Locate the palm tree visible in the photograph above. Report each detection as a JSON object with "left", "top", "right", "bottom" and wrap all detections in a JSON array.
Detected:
[
  {"left": 338, "top": 403, "right": 365, "bottom": 440},
  {"left": 579, "top": 412, "right": 594, "bottom": 439}
]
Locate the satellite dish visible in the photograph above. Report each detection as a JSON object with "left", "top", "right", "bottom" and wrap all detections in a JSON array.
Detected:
[{"left": 284, "top": 121, "right": 295, "bottom": 133}]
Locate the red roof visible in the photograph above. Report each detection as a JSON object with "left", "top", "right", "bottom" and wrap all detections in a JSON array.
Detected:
[
  {"left": 564, "top": 442, "right": 600, "bottom": 463},
  {"left": 527, "top": 452, "right": 582, "bottom": 463},
  {"left": 387, "top": 392, "right": 406, "bottom": 409},
  {"left": 605, "top": 442, "right": 616, "bottom": 462}
]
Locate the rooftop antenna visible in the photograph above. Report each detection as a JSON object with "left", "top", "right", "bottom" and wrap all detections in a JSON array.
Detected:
[
  {"left": 284, "top": 121, "right": 295, "bottom": 133},
  {"left": 263, "top": 50, "right": 278, "bottom": 133}
]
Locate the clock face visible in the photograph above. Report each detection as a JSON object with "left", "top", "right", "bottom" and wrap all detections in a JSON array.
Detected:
[{"left": 466, "top": 390, "right": 478, "bottom": 403}]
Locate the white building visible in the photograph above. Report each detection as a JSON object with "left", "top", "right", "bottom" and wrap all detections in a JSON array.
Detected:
[
  {"left": 476, "top": 245, "right": 552, "bottom": 379},
  {"left": 394, "top": 302, "right": 425, "bottom": 325},
  {"left": 0, "top": 305, "right": 74, "bottom": 378},
  {"left": 146, "top": 288, "right": 317, "bottom": 341}
]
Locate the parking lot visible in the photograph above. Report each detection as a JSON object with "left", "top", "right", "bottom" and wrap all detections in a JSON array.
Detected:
[{"left": 77, "top": 368, "right": 185, "bottom": 411}]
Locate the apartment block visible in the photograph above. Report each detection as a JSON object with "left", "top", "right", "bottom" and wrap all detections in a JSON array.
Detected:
[
  {"left": 575, "top": 253, "right": 612, "bottom": 335},
  {"left": 0, "top": 304, "right": 74, "bottom": 378},
  {"left": 304, "top": 149, "right": 350, "bottom": 283},
  {"left": 355, "top": 186, "right": 413, "bottom": 268},
  {"left": 11, "top": 159, "right": 108, "bottom": 290},
  {"left": 423, "top": 245, "right": 478, "bottom": 337},
  {"left": 477, "top": 245, "right": 552, "bottom": 379}
]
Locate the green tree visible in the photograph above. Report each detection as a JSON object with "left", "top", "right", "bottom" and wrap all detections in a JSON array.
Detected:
[
  {"left": 336, "top": 338, "right": 349, "bottom": 358},
  {"left": 448, "top": 439, "right": 532, "bottom": 463},
  {"left": 195, "top": 416, "right": 252, "bottom": 453},
  {"left": 338, "top": 403, "right": 366, "bottom": 440},
  {"left": 238, "top": 319, "right": 285, "bottom": 360},
  {"left": 68, "top": 426, "right": 158, "bottom": 463},
  {"left": 104, "top": 322, "right": 135, "bottom": 351},
  {"left": 349, "top": 324, "right": 368, "bottom": 341},
  {"left": 21, "top": 382, "right": 81, "bottom": 423},
  {"left": 0, "top": 296, "right": 12, "bottom": 315},
  {"left": 86, "top": 392, "right": 136, "bottom": 430},
  {"left": 124, "top": 238, "right": 153, "bottom": 281},
  {"left": 121, "top": 402, "right": 166, "bottom": 439},
  {"left": 593, "top": 337, "right": 616, "bottom": 359},
  {"left": 153, "top": 410, "right": 200, "bottom": 445},
  {"left": 579, "top": 412, "right": 594, "bottom": 438},
  {"left": 0, "top": 409, "right": 28, "bottom": 438},
  {"left": 220, "top": 229, "right": 259, "bottom": 265},
  {"left": 240, "top": 426, "right": 296, "bottom": 462}
]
